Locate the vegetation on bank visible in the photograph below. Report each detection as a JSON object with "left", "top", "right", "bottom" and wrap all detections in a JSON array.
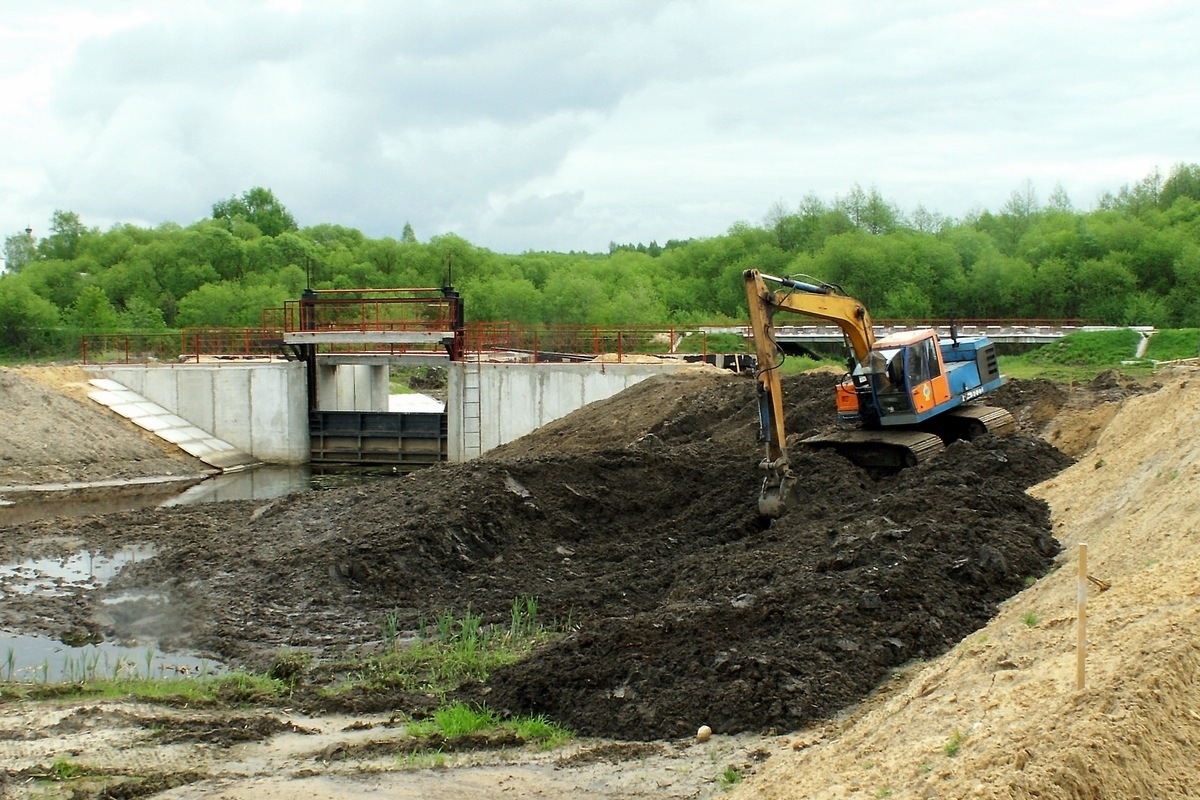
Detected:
[
  {"left": 3, "top": 164, "right": 1200, "bottom": 358},
  {"left": 0, "top": 599, "right": 575, "bottom": 754}
]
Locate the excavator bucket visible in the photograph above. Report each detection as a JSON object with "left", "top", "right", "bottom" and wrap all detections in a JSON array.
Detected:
[{"left": 757, "top": 460, "right": 796, "bottom": 518}]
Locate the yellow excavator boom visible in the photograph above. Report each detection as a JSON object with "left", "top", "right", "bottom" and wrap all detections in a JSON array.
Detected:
[{"left": 743, "top": 269, "right": 876, "bottom": 466}]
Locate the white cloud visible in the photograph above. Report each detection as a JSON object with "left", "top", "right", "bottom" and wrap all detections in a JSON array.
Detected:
[{"left": 1, "top": 0, "right": 1197, "bottom": 251}]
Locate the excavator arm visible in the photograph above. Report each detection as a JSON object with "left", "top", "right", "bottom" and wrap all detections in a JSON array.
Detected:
[{"left": 743, "top": 269, "right": 876, "bottom": 516}]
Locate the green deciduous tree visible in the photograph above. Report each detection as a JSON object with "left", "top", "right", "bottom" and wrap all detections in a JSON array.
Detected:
[
  {"left": 1031, "top": 258, "right": 1076, "bottom": 318},
  {"left": 1166, "top": 245, "right": 1200, "bottom": 326},
  {"left": 120, "top": 296, "right": 168, "bottom": 330},
  {"left": 1161, "top": 163, "right": 1200, "bottom": 209},
  {"left": 883, "top": 284, "right": 933, "bottom": 319},
  {"left": 68, "top": 284, "right": 122, "bottom": 331},
  {"left": 0, "top": 277, "right": 61, "bottom": 353},
  {"left": 1123, "top": 292, "right": 1170, "bottom": 326},
  {"left": 37, "top": 210, "right": 90, "bottom": 261},
  {"left": 176, "top": 281, "right": 289, "bottom": 327},
  {"left": 1076, "top": 255, "right": 1137, "bottom": 323},
  {"left": 19, "top": 259, "right": 83, "bottom": 309},
  {"left": 836, "top": 185, "right": 900, "bottom": 235},
  {"left": 212, "top": 187, "right": 298, "bottom": 237},
  {"left": 3, "top": 228, "right": 36, "bottom": 273},
  {"left": 542, "top": 269, "right": 606, "bottom": 324},
  {"left": 100, "top": 259, "right": 162, "bottom": 309},
  {"left": 464, "top": 276, "right": 543, "bottom": 323}
]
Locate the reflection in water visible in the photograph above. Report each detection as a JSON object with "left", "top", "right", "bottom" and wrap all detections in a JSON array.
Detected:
[
  {"left": 0, "top": 631, "right": 222, "bottom": 682},
  {"left": 160, "top": 465, "right": 314, "bottom": 506},
  {"left": 0, "top": 546, "right": 156, "bottom": 597},
  {"left": 0, "top": 465, "right": 321, "bottom": 525},
  {"left": 0, "top": 464, "right": 398, "bottom": 678}
]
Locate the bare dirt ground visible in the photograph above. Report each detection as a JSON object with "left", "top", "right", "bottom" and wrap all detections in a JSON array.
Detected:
[{"left": 0, "top": 363, "right": 1185, "bottom": 799}]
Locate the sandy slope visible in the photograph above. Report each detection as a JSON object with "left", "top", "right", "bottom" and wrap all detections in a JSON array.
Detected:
[
  {"left": 0, "top": 366, "right": 205, "bottom": 487},
  {"left": 734, "top": 366, "right": 1200, "bottom": 799}
]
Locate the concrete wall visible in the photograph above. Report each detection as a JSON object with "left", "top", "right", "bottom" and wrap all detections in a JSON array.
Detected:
[
  {"left": 96, "top": 360, "right": 700, "bottom": 467},
  {"left": 446, "top": 361, "right": 696, "bottom": 461},
  {"left": 96, "top": 363, "right": 309, "bottom": 464},
  {"left": 316, "top": 364, "right": 389, "bottom": 411}
]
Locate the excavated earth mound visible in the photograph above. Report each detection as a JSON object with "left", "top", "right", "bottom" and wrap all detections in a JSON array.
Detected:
[
  {"left": 0, "top": 371, "right": 1074, "bottom": 743},
  {"left": 473, "top": 427, "right": 1069, "bottom": 740},
  {"left": 736, "top": 368, "right": 1194, "bottom": 800}
]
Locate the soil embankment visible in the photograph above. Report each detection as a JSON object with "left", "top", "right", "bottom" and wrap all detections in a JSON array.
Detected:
[
  {"left": 2, "top": 363, "right": 1182, "bottom": 799},
  {"left": 735, "top": 368, "right": 1200, "bottom": 800}
]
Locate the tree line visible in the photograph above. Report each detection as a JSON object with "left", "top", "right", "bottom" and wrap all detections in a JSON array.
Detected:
[{"left": 2, "top": 166, "right": 1200, "bottom": 357}]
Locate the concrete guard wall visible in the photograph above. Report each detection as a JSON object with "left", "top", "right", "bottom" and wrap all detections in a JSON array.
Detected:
[
  {"left": 95, "top": 363, "right": 309, "bottom": 464},
  {"left": 446, "top": 362, "right": 697, "bottom": 461},
  {"left": 316, "top": 364, "right": 389, "bottom": 412}
]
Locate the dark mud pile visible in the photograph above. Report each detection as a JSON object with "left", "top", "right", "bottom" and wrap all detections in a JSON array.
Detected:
[
  {"left": 0, "top": 372, "right": 1073, "bottom": 741},
  {"left": 474, "top": 434, "right": 1066, "bottom": 739}
]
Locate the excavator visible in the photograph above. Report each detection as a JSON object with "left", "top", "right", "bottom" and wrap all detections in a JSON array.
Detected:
[{"left": 744, "top": 268, "right": 1015, "bottom": 517}]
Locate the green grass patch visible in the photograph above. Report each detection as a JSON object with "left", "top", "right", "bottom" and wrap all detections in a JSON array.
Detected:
[
  {"left": 51, "top": 756, "right": 83, "bottom": 780},
  {"left": 0, "top": 671, "right": 289, "bottom": 705},
  {"left": 398, "top": 748, "right": 448, "bottom": 769},
  {"left": 719, "top": 765, "right": 745, "bottom": 790},
  {"left": 1144, "top": 328, "right": 1200, "bottom": 361},
  {"left": 408, "top": 702, "right": 499, "bottom": 738},
  {"left": 943, "top": 729, "right": 968, "bottom": 757},
  {"left": 998, "top": 359, "right": 1111, "bottom": 382},
  {"left": 756, "top": 351, "right": 847, "bottom": 375},
  {"left": 509, "top": 714, "right": 574, "bottom": 748},
  {"left": 1002, "top": 330, "right": 1159, "bottom": 381},
  {"left": 322, "top": 598, "right": 566, "bottom": 698},
  {"left": 405, "top": 702, "right": 574, "bottom": 750},
  {"left": 1024, "top": 329, "right": 1143, "bottom": 366}
]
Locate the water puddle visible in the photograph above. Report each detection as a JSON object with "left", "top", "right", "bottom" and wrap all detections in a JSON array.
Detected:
[
  {"left": 0, "top": 466, "right": 317, "bottom": 525},
  {"left": 159, "top": 465, "right": 314, "bottom": 506},
  {"left": 0, "top": 544, "right": 224, "bottom": 681},
  {"left": 0, "top": 466, "right": 396, "bottom": 680},
  {"left": 0, "top": 465, "right": 407, "bottom": 526},
  {"left": 0, "top": 481, "right": 199, "bottom": 526},
  {"left": 0, "top": 631, "right": 221, "bottom": 682},
  {"left": 0, "top": 545, "right": 156, "bottom": 597}
]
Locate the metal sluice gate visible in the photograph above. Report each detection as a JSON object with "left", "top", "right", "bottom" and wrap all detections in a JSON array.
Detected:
[{"left": 309, "top": 411, "right": 447, "bottom": 469}]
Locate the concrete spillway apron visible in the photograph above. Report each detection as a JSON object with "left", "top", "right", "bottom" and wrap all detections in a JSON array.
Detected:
[{"left": 86, "top": 378, "right": 261, "bottom": 472}]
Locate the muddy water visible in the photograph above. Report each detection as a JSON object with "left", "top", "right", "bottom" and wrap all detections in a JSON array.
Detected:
[
  {"left": 0, "top": 466, "right": 404, "bottom": 680},
  {"left": 0, "top": 544, "right": 224, "bottom": 680},
  {"left": 0, "top": 544, "right": 157, "bottom": 596},
  {"left": 0, "top": 468, "right": 321, "bottom": 679},
  {"left": 0, "top": 466, "right": 315, "bottom": 525},
  {"left": 0, "top": 631, "right": 220, "bottom": 682}
]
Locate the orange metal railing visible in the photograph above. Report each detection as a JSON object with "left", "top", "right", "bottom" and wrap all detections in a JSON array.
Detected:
[
  {"left": 280, "top": 287, "right": 460, "bottom": 333},
  {"left": 79, "top": 323, "right": 750, "bottom": 365},
  {"left": 78, "top": 312, "right": 1090, "bottom": 366}
]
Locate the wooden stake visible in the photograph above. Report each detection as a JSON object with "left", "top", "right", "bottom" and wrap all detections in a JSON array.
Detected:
[{"left": 1076, "top": 542, "right": 1088, "bottom": 691}]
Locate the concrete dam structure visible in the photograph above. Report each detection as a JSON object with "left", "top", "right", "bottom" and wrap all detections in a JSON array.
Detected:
[{"left": 91, "top": 360, "right": 700, "bottom": 469}]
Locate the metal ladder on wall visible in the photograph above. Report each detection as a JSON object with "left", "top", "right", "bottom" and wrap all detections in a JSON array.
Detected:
[{"left": 461, "top": 354, "right": 483, "bottom": 459}]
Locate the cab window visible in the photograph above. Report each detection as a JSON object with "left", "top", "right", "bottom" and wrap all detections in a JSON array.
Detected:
[{"left": 905, "top": 338, "right": 941, "bottom": 385}]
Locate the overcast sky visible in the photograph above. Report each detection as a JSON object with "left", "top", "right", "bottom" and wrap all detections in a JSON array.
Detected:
[{"left": 1, "top": 1, "right": 1196, "bottom": 255}]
